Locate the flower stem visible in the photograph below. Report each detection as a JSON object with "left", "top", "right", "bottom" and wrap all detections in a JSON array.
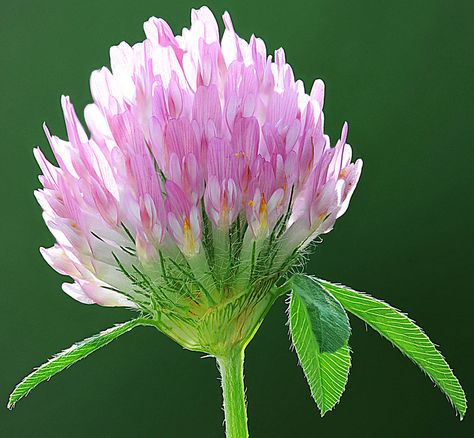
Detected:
[{"left": 217, "top": 348, "right": 249, "bottom": 438}]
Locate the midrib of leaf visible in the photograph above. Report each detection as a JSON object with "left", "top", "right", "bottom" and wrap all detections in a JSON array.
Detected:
[
  {"left": 290, "top": 293, "right": 351, "bottom": 415},
  {"left": 318, "top": 279, "right": 467, "bottom": 419},
  {"left": 8, "top": 318, "right": 148, "bottom": 409}
]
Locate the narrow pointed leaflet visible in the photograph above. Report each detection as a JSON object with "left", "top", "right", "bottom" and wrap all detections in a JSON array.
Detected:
[
  {"left": 317, "top": 278, "right": 467, "bottom": 419},
  {"left": 289, "top": 274, "right": 352, "bottom": 415},
  {"left": 8, "top": 318, "right": 146, "bottom": 409}
]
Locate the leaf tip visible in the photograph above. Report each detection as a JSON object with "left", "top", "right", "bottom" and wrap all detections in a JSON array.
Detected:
[
  {"left": 458, "top": 402, "right": 467, "bottom": 421},
  {"left": 7, "top": 398, "right": 16, "bottom": 410}
]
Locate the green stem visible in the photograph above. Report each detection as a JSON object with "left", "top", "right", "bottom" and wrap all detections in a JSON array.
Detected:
[{"left": 217, "top": 348, "right": 249, "bottom": 438}]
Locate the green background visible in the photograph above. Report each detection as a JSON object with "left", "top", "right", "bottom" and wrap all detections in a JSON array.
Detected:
[{"left": 1, "top": 0, "right": 473, "bottom": 436}]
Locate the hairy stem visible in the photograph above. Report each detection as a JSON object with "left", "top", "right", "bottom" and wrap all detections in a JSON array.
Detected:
[{"left": 217, "top": 348, "right": 248, "bottom": 438}]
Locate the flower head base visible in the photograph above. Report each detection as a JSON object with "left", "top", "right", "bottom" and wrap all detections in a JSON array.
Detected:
[{"left": 35, "top": 7, "right": 362, "bottom": 354}]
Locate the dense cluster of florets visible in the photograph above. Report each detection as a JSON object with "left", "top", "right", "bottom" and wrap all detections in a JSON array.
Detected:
[{"left": 35, "top": 7, "right": 361, "bottom": 351}]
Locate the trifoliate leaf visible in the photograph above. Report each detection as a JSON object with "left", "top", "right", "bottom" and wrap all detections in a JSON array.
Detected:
[
  {"left": 291, "top": 274, "right": 351, "bottom": 353},
  {"left": 317, "top": 278, "right": 467, "bottom": 419},
  {"left": 8, "top": 318, "right": 146, "bottom": 409},
  {"left": 290, "top": 289, "right": 351, "bottom": 416}
]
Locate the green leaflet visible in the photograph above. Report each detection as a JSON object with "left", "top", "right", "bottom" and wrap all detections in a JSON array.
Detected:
[
  {"left": 289, "top": 276, "right": 351, "bottom": 416},
  {"left": 317, "top": 278, "right": 468, "bottom": 419},
  {"left": 291, "top": 274, "right": 351, "bottom": 353},
  {"left": 8, "top": 318, "right": 147, "bottom": 409}
]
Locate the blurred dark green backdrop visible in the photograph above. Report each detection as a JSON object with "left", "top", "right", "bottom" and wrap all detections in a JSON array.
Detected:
[{"left": 1, "top": 1, "right": 473, "bottom": 436}]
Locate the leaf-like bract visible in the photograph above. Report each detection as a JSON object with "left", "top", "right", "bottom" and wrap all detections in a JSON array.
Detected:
[
  {"left": 317, "top": 278, "right": 467, "bottom": 419},
  {"left": 8, "top": 318, "right": 145, "bottom": 409},
  {"left": 289, "top": 280, "right": 351, "bottom": 416}
]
